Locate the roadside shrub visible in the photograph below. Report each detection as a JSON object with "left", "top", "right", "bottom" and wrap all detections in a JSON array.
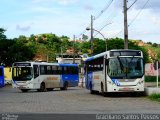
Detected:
[
  {"left": 145, "top": 76, "right": 160, "bottom": 82},
  {"left": 148, "top": 94, "right": 160, "bottom": 102}
]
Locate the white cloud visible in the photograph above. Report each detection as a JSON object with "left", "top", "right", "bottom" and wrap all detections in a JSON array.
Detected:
[
  {"left": 30, "top": 7, "right": 61, "bottom": 14},
  {"left": 55, "top": 0, "right": 78, "bottom": 5},
  {"left": 16, "top": 23, "right": 34, "bottom": 31},
  {"left": 32, "top": 0, "right": 52, "bottom": 4},
  {"left": 83, "top": 4, "right": 94, "bottom": 11},
  {"left": 151, "top": 16, "right": 160, "bottom": 25}
]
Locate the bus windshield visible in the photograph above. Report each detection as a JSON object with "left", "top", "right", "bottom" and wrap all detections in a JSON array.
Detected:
[
  {"left": 108, "top": 57, "right": 144, "bottom": 79},
  {"left": 12, "top": 67, "right": 33, "bottom": 81}
]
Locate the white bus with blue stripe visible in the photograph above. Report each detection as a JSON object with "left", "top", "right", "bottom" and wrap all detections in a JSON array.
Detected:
[
  {"left": 84, "top": 49, "right": 144, "bottom": 95},
  {"left": 12, "top": 62, "right": 79, "bottom": 92}
]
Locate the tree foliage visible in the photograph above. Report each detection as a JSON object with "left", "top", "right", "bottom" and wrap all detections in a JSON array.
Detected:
[
  {"left": 0, "top": 28, "right": 7, "bottom": 40},
  {"left": 107, "top": 38, "right": 124, "bottom": 50},
  {"left": 0, "top": 27, "right": 152, "bottom": 65},
  {"left": 152, "top": 43, "right": 158, "bottom": 47},
  {"left": 93, "top": 38, "right": 106, "bottom": 54},
  {"left": 106, "top": 38, "right": 149, "bottom": 63},
  {"left": 0, "top": 28, "right": 37, "bottom": 66}
]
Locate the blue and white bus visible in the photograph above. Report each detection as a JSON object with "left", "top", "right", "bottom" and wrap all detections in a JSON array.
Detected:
[
  {"left": 12, "top": 62, "right": 79, "bottom": 92},
  {"left": 0, "top": 66, "right": 5, "bottom": 88},
  {"left": 84, "top": 49, "right": 144, "bottom": 95}
]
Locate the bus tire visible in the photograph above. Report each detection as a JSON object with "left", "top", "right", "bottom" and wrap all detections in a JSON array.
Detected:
[
  {"left": 60, "top": 82, "right": 68, "bottom": 90},
  {"left": 47, "top": 88, "right": 53, "bottom": 91},
  {"left": 39, "top": 83, "right": 47, "bottom": 92},
  {"left": 21, "top": 89, "right": 29, "bottom": 92}
]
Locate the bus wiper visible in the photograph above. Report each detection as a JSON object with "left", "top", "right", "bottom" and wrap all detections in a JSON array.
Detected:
[
  {"left": 117, "top": 56, "right": 124, "bottom": 71},
  {"left": 128, "top": 56, "right": 135, "bottom": 66}
]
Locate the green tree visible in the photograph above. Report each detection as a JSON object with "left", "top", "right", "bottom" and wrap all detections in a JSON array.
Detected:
[
  {"left": 152, "top": 43, "right": 158, "bottom": 47},
  {"left": 107, "top": 38, "right": 124, "bottom": 50},
  {"left": 60, "top": 36, "right": 71, "bottom": 53},
  {"left": 82, "top": 34, "right": 88, "bottom": 41},
  {"left": 0, "top": 40, "right": 15, "bottom": 66},
  {"left": 9, "top": 40, "right": 36, "bottom": 63},
  {"left": 81, "top": 41, "right": 91, "bottom": 54},
  {"left": 17, "top": 35, "right": 28, "bottom": 43},
  {"left": 37, "top": 36, "right": 46, "bottom": 44},
  {"left": 29, "top": 34, "right": 36, "bottom": 42},
  {"left": 93, "top": 38, "right": 106, "bottom": 55},
  {"left": 0, "top": 28, "right": 7, "bottom": 40},
  {"left": 147, "top": 42, "right": 152, "bottom": 45},
  {"left": 98, "top": 37, "right": 149, "bottom": 63}
]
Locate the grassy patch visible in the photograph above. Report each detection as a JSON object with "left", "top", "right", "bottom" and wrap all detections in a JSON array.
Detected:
[
  {"left": 145, "top": 76, "right": 160, "bottom": 82},
  {"left": 148, "top": 94, "right": 160, "bottom": 102}
]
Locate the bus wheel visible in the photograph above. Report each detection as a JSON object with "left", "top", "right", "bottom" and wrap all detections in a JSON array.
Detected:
[
  {"left": 39, "top": 83, "right": 47, "bottom": 92},
  {"left": 61, "top": 82, "right": 68, "bottom": 90},
  {"left": 21, "top": 89, "right": 29, "bottom": 92},
  {"left": 47, "top": 88, "right": 53, "bottom": 91}
]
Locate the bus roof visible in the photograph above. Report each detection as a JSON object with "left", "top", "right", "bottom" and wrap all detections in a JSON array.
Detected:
[
  {"left": 84, "top": 49, "right": 142, "bottom": 62},
  {"left": 12, "top": 62, "right": 78, "bottom": 67},
  {"left": 84, "top": 51, "right": 108, "bottom": 62},
  {"left": 59, "top": 63, "right": 78, "bottom": 67}
]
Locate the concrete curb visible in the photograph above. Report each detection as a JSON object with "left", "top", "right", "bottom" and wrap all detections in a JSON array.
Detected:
[{"left": 145, "top": 87, "right": 160, "bottom": 96}]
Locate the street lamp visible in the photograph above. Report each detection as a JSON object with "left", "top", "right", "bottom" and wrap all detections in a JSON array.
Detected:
[{"left": 86, "top": 27, "right": 108, "bottom": 51}]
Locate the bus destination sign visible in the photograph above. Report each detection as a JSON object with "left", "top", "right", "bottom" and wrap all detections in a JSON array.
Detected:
[
  {"left": 13, "top": 63, "right": 31, "bottom": 67},
  {"left": 110, "top": 51, "right": 141, "bottom": 57}
]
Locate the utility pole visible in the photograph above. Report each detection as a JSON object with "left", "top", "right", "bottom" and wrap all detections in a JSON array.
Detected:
[
  {"left": 91, "top": 15, "right": 94, "bottom": 55},
  {"left": 73, "top": 35, "right": 76, "bottom": 63},
  {"left": 124, "top": 0, "right": 128, "bottom": 49},
  {"left": 61, "top": 47, "right": 63, "bottom": 63}
]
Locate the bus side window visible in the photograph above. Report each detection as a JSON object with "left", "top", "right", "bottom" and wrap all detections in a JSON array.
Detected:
[{"left": 33, "top": 65, "right": 39, "bottom": 78}]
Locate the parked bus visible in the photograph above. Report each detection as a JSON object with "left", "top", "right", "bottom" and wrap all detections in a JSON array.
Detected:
[
  {"left": 84, "top": 49, "right": 144, "bottom": 96},
  {"left": 0, "top": 66, "right": 5, "bottom": 88},
  {"left": 12, "top": 62, "right": 79, "bottom": 92}
]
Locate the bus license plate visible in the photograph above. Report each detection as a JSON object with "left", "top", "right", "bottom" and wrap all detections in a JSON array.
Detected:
[{"left": 120, "top": 88, "right": 134, "bottom": 91}]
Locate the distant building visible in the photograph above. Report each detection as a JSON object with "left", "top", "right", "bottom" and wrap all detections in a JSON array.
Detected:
[
  {"left": 133, "top": 40, "right": 145, "bottom": 46},
  {"left": 56, "top": 54, "right": 88, "bottom": 64},
  {"left": 33, "top": 54, "right": 47, "bottom": 62}
]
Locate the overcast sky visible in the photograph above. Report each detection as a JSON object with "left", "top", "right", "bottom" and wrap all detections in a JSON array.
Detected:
[{"left": 0, "top": 0, "right": 160, "bottom": 43}]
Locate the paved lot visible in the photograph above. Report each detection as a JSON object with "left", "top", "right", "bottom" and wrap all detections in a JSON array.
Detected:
[{"left": 0, "top": 85, "right": 160, "bottom": 114}]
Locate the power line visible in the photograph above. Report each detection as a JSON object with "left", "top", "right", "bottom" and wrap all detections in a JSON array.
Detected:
[
  {"left": 112, "top": 0, "right": 150, "bottom": 38},
  {"left": 94, "top": 22, "right": 112, "bottom": 38},
  {"left": 94, "top": 0, "right": 122, "bottom": 38},
  {"left": 94, "top": 0, "right": 114, "bottom": 20},
  {"left": 127, "top": 0, "right": 138, "bottom": 10},
  {"left": 78, "top": 0, "right": 114, "bottom": 39},
  {"left": 128, "top": 0, "right": 150, "bottom": 27},
  {"left": 112, "top": 29, "right": 123, "bottom": 38}
]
